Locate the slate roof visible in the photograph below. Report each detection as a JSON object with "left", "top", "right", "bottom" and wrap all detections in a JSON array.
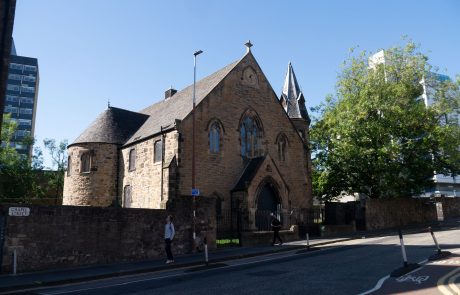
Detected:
[
  {"left": 280, "top": 62, "right": 310, "bottom": 121},
  {"left": 231, "top": 156, "right": 266, "bottom": 192},
  {"left": 70, "top": 107, "right": 149, "bottom": 146},
  {"left": 123, "top": 56, "right": 243, "bottom": 146}
]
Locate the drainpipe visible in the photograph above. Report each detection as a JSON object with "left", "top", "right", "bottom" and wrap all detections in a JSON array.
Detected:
[
  {"left": 160, "top": 126, "right": 165, "bottom": 203},
  {"left": 115, "top": 146, "right": 120, "bottom": 207}
]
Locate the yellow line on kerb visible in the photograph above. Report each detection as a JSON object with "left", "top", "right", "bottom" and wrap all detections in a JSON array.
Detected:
[
  {"left": 438, "top": 267, "right": 460, "bottom": 295},
  {"left": 448, "top": 271, "right": 460, "bottom": 294}
]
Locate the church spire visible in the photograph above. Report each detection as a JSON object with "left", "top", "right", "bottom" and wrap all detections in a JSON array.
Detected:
[{"left": 280, "top": 62, "right": 309, "bottom": 122}]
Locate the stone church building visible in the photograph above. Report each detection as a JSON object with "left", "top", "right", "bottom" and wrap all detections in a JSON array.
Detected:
[{"left": 63, "top": 44, "right": 313, "bottom": 228}]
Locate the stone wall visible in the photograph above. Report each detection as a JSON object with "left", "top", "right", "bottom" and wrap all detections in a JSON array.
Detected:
[
  {"left": 120, "top": 130, "right": 179, "bottom": 209},
  {"left": 0, "top": 196, "right": 215, "bottom": 273},
  {"left": 63, "top": 143, "right": 118, "bottom": 206},
  {"left": 365, "top": 198, "right": 437, "bottom": 231},
  {"left": 436, "top": 197, "right": 460, "bottom": 218}
]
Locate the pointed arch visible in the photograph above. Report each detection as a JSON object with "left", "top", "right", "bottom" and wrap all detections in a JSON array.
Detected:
[
  {"left": 207, "top": 118, "right": 224, "bottom": 154},
  {"left": 239, "top": 108, "right": 264, "bottom": 158},
  {"left": 275, "top": 132, "right": 289, "bottom": 162}
]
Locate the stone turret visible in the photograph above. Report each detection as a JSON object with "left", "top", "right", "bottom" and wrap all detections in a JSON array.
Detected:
[{"left": 63, "top": 107, "right": 148, "bottom": 206}]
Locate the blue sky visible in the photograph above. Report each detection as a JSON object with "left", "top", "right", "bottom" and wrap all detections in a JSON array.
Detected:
[{"left": 12, "top": 0, "right": 460, "bottom": 168}]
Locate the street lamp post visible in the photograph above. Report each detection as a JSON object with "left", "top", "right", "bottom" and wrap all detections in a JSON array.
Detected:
[{"left": 192, "top": 49, "right": 203, "bottom": 242}]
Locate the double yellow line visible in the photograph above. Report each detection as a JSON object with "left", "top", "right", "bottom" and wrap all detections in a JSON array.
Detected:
[{"left": 438, "top": 267, "right": 460, "bottom": 295}]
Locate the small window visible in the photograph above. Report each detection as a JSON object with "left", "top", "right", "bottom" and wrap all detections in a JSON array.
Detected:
[
  {"left": 154, "top": 140, "right": 162, "bottom": 163},
  {"left": 81, "top": 152, "right": 91, "bottom": 173},
  {"left": 209, "top": 122, "right": 220, "bottom": 153},
  {"left": 123, "top": 185, "right": 132, "bottom": 208},
  {"left": 129, "top": 148, "right": 136, "bottom": 171},
  {"left": 67, "top": 156, "right": 72, "bottom": 176},
  {"left": 277, "top": 136, "right": 287, "bottom": 161}
]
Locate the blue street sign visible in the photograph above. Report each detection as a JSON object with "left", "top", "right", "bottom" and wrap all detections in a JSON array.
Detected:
[{"left": 192, "top": 188, "right": 200, "bottom": 197}]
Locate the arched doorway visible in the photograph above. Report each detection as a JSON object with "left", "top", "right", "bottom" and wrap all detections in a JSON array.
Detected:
[{"left": 255, "top": 182, "right": 281, "bottom": 230}]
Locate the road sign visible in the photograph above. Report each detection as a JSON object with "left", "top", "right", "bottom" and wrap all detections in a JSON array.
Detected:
[
  {"left": 8, "top": 207, "right": 30, "bottom": 217},
  {"left": 191, "top": 188, "right": 200, "bottom": 197}
]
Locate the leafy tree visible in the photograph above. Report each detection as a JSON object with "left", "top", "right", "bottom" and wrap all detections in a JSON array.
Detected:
[
  {"left": 0, "top": 114, "right": 45, "bottom": 202},
  {"left": 43, "top": 138, "right": 68, "bottom": 199},
  {"left": 311, "top": 41, "right": 460, "bottom": 200}
]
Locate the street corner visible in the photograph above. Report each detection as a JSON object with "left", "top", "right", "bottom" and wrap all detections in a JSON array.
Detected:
[{"left": 371, "top": 254, "right": 460, "bottom": 295}]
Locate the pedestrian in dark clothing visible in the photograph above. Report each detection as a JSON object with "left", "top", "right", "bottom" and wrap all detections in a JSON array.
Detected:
[
  {"left": 270, "top": 213, "right": 282, "bottom": 246},
  {"left": 164, "top": 215, "right": 175, "bottom": 264}
]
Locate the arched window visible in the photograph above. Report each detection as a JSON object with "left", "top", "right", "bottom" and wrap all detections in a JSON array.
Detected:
[
  {"left": 240, "top": 115, "right": 262, "bottom": 158},
  {"left": 209, "top": 122, "right": 220, "bottom": 153},
  {"left": 277, "top": 134, "right": 288, "bottom": 161},
  {"left": 80, "top": 152, "right": 91, "bottom": 173}
]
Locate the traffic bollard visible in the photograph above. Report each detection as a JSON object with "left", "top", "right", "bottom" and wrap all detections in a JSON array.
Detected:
[
  {"left": 427, "top": 226, "right": 451, "bottom": 261},
  {"left": 12, "top": 249, "right": 17, "bottom": 275},
  {"left": 204, "top": 237, "right": 209, "bottom": 266},
  {"left": 390, "top": 228, "right": 420, "bottom": 277},
  {"left": 306, "top": 233, "right": 310, "bottom": 249},
  {"left": 398, "top": 228, "right": 408, "bottom": 267}
]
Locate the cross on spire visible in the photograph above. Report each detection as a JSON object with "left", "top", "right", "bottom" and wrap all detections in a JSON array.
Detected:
[{"left": 245, "top": 40, "right": 253, "bottom": 53}]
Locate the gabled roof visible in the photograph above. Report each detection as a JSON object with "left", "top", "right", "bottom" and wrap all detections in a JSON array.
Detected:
[
  {"left": 231, "top": 156, "right": 266, "bottom": 192},
  {"left": 280, "top": 62, "right": 310, "bottom": 121},
  {"left": 123, "top": 56, "right": 243, "bottom": 146},
  {"left": 70, "top": 107, "right": 149, "bottom": 147}
]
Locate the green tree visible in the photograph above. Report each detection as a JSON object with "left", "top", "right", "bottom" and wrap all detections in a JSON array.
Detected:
[
  {"left": 43, "top": 138, "right": 68, "bottom": 199},
  {"left": 0, "top": 114, "right": 45, "bottom": 202},
  {"left": 311, "top": 41, "right": 460, "bottom": 200}
]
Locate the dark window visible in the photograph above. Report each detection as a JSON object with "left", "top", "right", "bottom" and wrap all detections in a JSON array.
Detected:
[
  {"left": 80, "top": 152, "right": 90, "bottom": 173},
  {"left": 123, "top": 185, "right": 132, "bottom": 208},
  {"left": 67, "top": 156, "right": 72, "bottom": 176},
  {"left": 129, "top": 149, "right": 136, "bottom": 171},
  {"left": 209, "top": 122, "right": 220, "bottom": 153},
  {"left": 154, "top": 140, "right": 162, "bottom": 163},
  {"left": 240, "top": 116, "right": 261, "bottom": 158}
]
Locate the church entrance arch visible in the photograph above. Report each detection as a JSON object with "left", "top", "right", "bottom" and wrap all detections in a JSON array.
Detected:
[{"left": 255, "top": 181, "right": 281, "bottom": 230}]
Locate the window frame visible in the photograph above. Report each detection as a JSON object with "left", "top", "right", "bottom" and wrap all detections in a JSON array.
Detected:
[
  {"left": 154, "top": 140, "right": 163, "bottom": 163},
  {"left": 128, "top": 148, "right": 136, "bottom": 171},
  {"left": 80, "top": 152, "right": 91, "bottom": 173}
]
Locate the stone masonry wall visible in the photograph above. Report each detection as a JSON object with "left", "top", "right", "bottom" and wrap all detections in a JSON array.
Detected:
[
  {"left": 365, "top": 198, "right": 437, "bottom": 231},
  {"left": 0, "top": 196, "right": 215, "bottom": 273},
  {"left": 436, "top": 197, "right": 460, "bottom": 218},
  {"left": 120, "top": 130, "right": 179, "bottom": 209},
  {"left": 63, "top": 143, "right": 118, "bottom": 206},
  {"left": 176, "top": 53, "right": 312, "bottom": 212}
]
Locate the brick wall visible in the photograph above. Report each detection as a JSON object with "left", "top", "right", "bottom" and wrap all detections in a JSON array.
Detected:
[
  {"left": 365, "top": 198, "right": 437, "bottom": 230},
  {"left": 0, "top": 196, "right": 215, "bottom": 273}
]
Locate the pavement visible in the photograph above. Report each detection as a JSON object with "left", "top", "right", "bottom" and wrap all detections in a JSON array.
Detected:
[{"left": 1, "top": 217, "right": 459, "bottom": 293}]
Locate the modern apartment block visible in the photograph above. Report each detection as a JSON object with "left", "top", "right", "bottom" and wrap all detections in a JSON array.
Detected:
[{"left": 3, "top": 41, "right": 39, "bottom": 157}]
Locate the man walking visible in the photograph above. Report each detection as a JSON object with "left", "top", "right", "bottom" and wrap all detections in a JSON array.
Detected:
[{"left": 270, "top": 213, "right": 282, "bottom": 246}]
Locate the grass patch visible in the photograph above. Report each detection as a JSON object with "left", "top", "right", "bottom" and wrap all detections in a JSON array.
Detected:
[{"left": 216, "top": 238, "right": 240, "bottom": 246}]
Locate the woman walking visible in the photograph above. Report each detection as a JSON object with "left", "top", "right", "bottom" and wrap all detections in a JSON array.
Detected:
[{"left": 164, "top": 215, "right": 175, "bottom": 264}]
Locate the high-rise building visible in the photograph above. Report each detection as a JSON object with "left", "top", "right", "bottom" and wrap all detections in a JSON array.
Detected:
[{"left": 3, "top": 40, "right": 39, "bottom": 157}]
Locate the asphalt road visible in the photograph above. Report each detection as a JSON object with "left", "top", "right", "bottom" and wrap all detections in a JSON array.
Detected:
[{"left": 16, "top": 227, "right": 460, "bottom": 295}]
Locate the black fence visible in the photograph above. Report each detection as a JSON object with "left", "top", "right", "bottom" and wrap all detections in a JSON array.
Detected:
[{"left": 216, "top": 207, "right": 324, "bottom": 247}]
